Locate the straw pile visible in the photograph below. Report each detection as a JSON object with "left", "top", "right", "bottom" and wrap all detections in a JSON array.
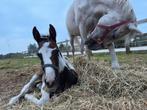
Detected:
[{"left": 2, "top": 56, "right": 147, "bottom": 110}]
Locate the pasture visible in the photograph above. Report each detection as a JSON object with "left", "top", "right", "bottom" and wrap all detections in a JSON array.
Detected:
[{"left": 0, "top": 52, "right": 147, "bottom": 110}]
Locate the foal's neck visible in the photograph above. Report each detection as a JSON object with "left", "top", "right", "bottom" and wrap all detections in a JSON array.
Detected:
[{"left": 50, "top": 49, "right": 59, "bottom": 67}]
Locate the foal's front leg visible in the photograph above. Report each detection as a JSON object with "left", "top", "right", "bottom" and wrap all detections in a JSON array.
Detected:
[
  {"left": 8, "top": 74, "right": 40, "bottom": 105},
  {"left": 25, "top": 81, "right": 49, "bottom": 106},
  {"left": 108, "top": 43, "right": 120, "bottom": 69}
]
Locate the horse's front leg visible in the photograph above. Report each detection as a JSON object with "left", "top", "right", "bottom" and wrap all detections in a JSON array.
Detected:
[
  {"left": 25, "top": 81, "right": 49, "bottom": 106},
  {"left": 80, "top": 37, "right": 85, "bottom": 55},
  {"left": 70, "top": 35, "right": 75, "bottom": 57},
  {"left": 8, "top": 74, "right": 40, "bottom": 105},
  {"left": 79, "top": 23, "right": 92, "bottom": 59},
  {"left": 108, "top": 43, "right": 120, "bottom": 69}
]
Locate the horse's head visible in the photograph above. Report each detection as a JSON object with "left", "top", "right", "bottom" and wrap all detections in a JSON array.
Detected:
[
  {"left": 85, "top": 20, "right": 141, "bottom": 50},
  {"left": 85, "top": 6, "right": 141, "bottom": 50},
  {"left": 33, "top": 24, "right": 59, "bottom": 84}
]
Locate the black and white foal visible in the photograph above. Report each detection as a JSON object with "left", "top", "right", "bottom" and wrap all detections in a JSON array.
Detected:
[{"left": 9, "top": 24, "right": 78, "bottom": 106}]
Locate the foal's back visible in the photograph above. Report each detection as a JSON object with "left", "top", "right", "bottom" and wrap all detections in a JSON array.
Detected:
[{"left": 57, "top": 52, "right": 78, "bottom": 92}]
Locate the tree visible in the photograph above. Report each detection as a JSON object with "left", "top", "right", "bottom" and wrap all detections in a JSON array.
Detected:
[
  {"left": 58, "top": 43, "right": 71, "bottom": 56},
  {"left": 27, "top": 43, "right": 37, "bottom": 55},
  {"left": 0, "top": 54, "right": 4, "bottom": 59}
]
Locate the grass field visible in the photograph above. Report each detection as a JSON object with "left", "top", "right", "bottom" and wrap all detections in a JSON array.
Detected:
[
  {"left": 1, "top": 52, "right": 146, "bottom": 69},
  {"left": 0, "top": 57, "right": 40, "bottom": 70},
  {"left": 0, "top": 52, "right": 147, "bottom": 110}
]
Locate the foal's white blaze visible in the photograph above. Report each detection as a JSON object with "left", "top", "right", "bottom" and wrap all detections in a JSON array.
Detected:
[{"left": 39, "top": 43, "right": 55, "bottom": 84}]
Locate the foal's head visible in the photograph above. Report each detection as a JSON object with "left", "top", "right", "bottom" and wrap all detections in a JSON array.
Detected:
[{"left": 33, "top": 24, "right": 59, "bottom": 84}]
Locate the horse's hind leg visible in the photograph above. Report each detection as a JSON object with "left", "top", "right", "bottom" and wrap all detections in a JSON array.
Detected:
[
  {"left": 70, "top": 35, "right": 75, "bottom": 56},
  {"left": 8, "top": 74, "right": 40, "bottom": 105},
  {"left": 80, "top": 38, "right": 85, "bottom": 55}
]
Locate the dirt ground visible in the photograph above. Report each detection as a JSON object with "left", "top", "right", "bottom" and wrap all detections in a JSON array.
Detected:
[
  {"left": 0, "top": 68, "right": 33, "bottom": 107},
  {"left": 0, "top": 63, "right": 44, "bottom": 108}
]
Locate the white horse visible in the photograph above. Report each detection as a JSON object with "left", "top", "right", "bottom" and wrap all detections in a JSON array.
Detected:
[
  {"left": 66, "top": 4, "right": 92, "bottom": 57},
  {"left": 66, "top": 0, "right": 147, "bottom": 69},
  {"left": 9, "top": 25, "right": 78, "bottom": 106}
]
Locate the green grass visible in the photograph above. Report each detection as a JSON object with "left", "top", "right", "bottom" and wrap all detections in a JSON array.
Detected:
[
  {"left": 0, "top": 52, "right": 146, "bottom": 70},
  {"left": 93, "top": 52, "right": 147, "bottom": 64},
  {"left": 0, "top": 57, "right": 40, "bottom": 69}
]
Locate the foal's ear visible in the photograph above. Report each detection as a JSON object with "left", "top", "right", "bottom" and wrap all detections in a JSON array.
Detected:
[
  {"left": 32, "top": 26, "right": 41, "bottom": 43},
  {"left": 49, "top": 24, "right": 56, "bottom": 42}
]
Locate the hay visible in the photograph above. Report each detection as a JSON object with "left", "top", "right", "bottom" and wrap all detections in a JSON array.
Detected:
[{"left": 1, "top": 56, "right": 147, "bottom": 110}]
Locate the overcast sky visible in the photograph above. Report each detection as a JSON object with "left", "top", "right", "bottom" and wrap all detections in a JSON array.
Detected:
[{"left": 0, "top": 0, "right": 147, "bottom": 54}]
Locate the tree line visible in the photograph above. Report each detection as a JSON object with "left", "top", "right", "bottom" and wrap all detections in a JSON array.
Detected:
[
  {"left": 0, "top": 43, "right": 71, "bottom": 59},
  {"left": 0, "top": 44, "right": 38, "bottom": 59}
]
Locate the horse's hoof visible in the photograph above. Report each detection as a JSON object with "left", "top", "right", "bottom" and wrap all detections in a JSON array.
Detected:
[{"left": 112, "top": 63, "right": 120, "bottom": 70}]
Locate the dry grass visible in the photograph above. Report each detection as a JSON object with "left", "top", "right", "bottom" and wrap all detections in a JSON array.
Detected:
[{"left": 0, "top": 55, "right": 147, "bottom": 110}]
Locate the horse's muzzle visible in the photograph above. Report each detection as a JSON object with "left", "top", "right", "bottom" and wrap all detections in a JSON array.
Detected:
[{"left": 85, "top": 38, "right": 103, "bottom": 50}]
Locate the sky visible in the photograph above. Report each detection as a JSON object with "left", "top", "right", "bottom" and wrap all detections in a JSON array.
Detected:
[{"left": 0, "top": 0, "right": 147, "bottom": 54}]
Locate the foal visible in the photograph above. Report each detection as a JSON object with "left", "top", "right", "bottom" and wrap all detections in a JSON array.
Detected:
[{"left": 9, "top": 24, "right": 78, "bottom": 106}]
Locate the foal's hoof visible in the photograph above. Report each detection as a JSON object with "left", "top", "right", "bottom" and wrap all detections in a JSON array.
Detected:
[
  {"left": 8, "top": 96, "right": 19, "bottom": 105},
  {"left": 112, "top": 66, "right": 120, "bottom": 70}
]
